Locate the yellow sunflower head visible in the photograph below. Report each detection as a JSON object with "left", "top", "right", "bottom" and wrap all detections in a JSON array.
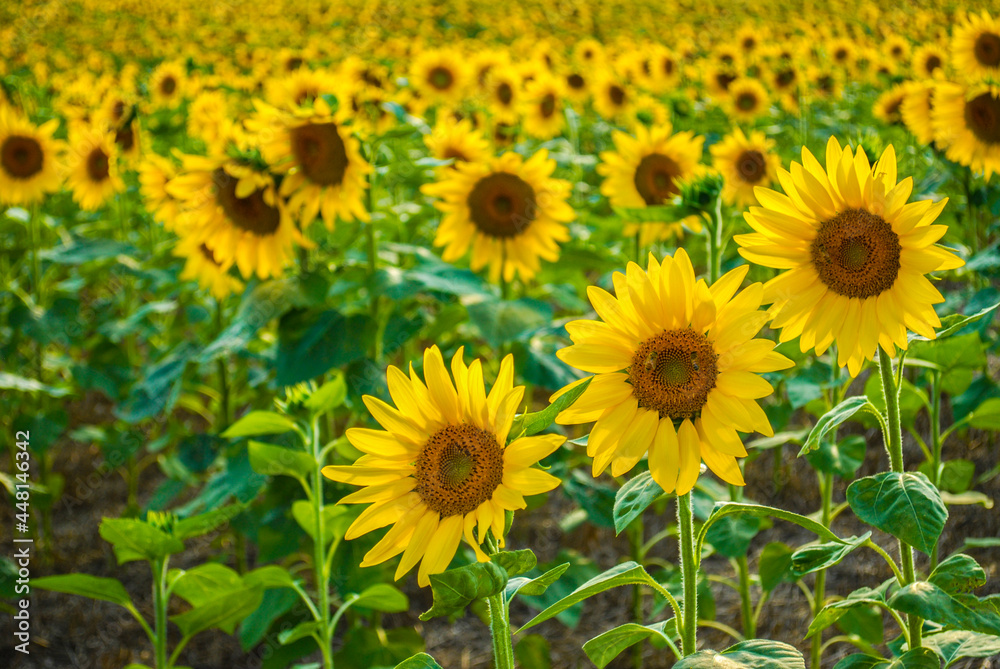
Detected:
[
  {"left": 323, "top": 346, "right": 565, "bottom": 586},
  {"left": 149, "top": 61, "right": 186, "bottom": 109},
  {"left": 724, "top": 77, "right": 771, "bottom": 122},
  {"left": 873, "top": 84, "right": 908, "bottom": 126},
  {"left": 900, "top": 80, "right": 937, "bottom": 145},
  {"left": 592, "top": 72, "right": 632, "bottom": 122},
  {"left": 65, "top": 124, "right": 123, "bottom": 212},
  {"left": 709, "top": 128, "right": 781, "bottom": 208},
  {"left": 421, "top": 149, "right": 574, "bottom": 283},
  {"left": 174, "top": 230, "right": 243, "bottom": 300},
  {"left": 555, "top": 249, "right": 793, "bottom": 493},
  {"left": 483, "top": 64, "right": 522, "bottom": 124},
  {"left": 411, "top": 49, "right": 469, "bottom": 106},
  {"left": 951, "top": 10, "right": 1000, "bottom": 81},
  {"left": 0, "top": 106, "right": 63, "bottom": 205},
  {"left": 139, "top": 154, "right": 183, "bottom": 231},
  {"left": 912, "top": 44, "right": 948, "bottom": 80},
  {"left": 931, "top": 82, "right": 1000, "bottom": 179},
  {"left": 521, "top": 74, "right": 566, "bottom": 141},
  {"left": 736, "top": 137, "right": 964, "bottom": 377},
  {"left": 424, "top": 116, "right": 491, "bottom": 170}
]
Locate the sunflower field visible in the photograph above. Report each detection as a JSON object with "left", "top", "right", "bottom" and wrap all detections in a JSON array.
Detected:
[{"left": 3, "top": 1, "right": 1000, "bottom": 668}]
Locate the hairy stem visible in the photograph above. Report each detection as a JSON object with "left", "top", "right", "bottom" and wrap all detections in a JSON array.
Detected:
[{"left": 677, "top": 492, "right": 698, "bottom": 656}]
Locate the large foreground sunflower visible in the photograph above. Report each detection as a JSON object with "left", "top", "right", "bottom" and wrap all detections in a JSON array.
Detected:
[
  {"left": 421, "top": 150, "right": 574, "bottom": 283},
  {"left": 0, "top": 107, "right": 63, "bottom": 205},
  {"left": 736, "top": 137, "right": 964, "bottom": 377},
  {"left": 324, "top": 346, "right": 564, "bottom": 586},
  {"left": 555, "top": 249, "right": 792, "bottom": 494},
  {"left": 931, "top": 82, "right": 1000, "bottom": 179}
]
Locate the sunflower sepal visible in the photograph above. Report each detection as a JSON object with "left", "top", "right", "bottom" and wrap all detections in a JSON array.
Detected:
[{"left": 418, "top": 560, "right": 508, "bottom": 621}]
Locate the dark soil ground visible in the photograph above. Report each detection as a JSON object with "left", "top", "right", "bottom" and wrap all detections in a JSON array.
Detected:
[{"left": 2, "top": 378, "right": 999, "bottom": 669}]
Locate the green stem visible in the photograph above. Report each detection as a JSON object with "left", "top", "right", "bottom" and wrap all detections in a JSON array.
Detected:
[
  {"left": 215, "top": 301, "right": 230, "bottom": 429},
  {"left": 634, "top": 231, "right": 642, "bottom": 264},
  {"left": 487, "top": 592, "right": 516, "bottom": 669},
  {"left": 810, "top": 471, "right": 834, "bottom": 669},
  {"left": 310, "top": 417, "right": 334, "bottom": 669},
  {"left": 877, "top": 348, "right": 922, "bottom": 650},
  {"left": 500, "top": 244, "right": 509, "bottom": 300},
  {"left": 929, "top": 370, "right": 942, "bottom": 572},
  {"left": 153, "top": 557, "right": 169, "bottom": 669},
  {"left": 630, "top": 518, "right": 645, "bottom": 669},
  {"left": 677, "top": 492, "right": 698, "bottom": 656}
]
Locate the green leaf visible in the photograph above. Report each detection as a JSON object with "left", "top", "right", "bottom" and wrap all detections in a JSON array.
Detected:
[
  {"left": 583, "top": 619, "right": 678, "bottom": 668},
  {"left": 99, "top": 518, "right": 184, "bottom": 564},
  {"left": 40, "top": 237, "right": 136, "bottom": 264},
  {"left": 352, "top": 583, "right": 409, "bottom": 613},
  {"left": 393, "top": 653, "right": 443, "bottom": 669},
  {"left": 673, "top": 639, "right": 806, "bottom": 669},
  {"left": 806, "top": 583, "right": 891, "bottom": 638},
  {"left": 805, "top": 435, "right": 866, "bottom": 479},
  {"left": 248, "top": 440, "right": 314, "bottom": 480},
  {"left": 0, "top": 371, "right": 71, "bottom": 397},
  {"left": 515, "top": 634, "right": 552, "bottom": 669},
  {"left": 170, "top": 586, "right": 264, "bottom": 637},
  {"left": 517, "top": 561, "right": 668, "bottom": 633},
  {"left": 791, "top": 533, "right": 871, "bottom": 577},
  {"left": 243, "top": 565, "right": 299, "bottom": 590},
  {"left": 173, "top": 503, "right": 246, "bottom": 540},
  {"left": 919, "top": 459, "right": 976, "bottom": 494},
  {"left": 922, "top": 630, "right": 1000, "bottom": 668},
  {"left": 847, "top": 472, "right": 948, "bottom": 555},
  {"left": 613, "top": 204, "right": 703, "bottom": 222},
  {"left": 170, "top": 564, "right": 244, "bottom": 606},
  {"left": 705, "top": 515, "right": 762, "bottom": 559},
  {"left": 837, "top": 604, "right": 884, "bottom": 645},
  {"left": 491, "top": 549, "right": 537, "bottom": 578},
  {"left": 799, "top": 397, "right": 881, "bottom": 456},
  {"left": 613, "top": 471, "right": 665, "bottom": 535},
  {"left": 305, "top": 372, "right": 347, "bottom": 415},
  {"left": 291, "top": 500, "right": 350, "bottom": 545},
  {"left": 889, "top": 582, "right": 1000, "bottom": 636},
  {"left": 696, "top": 502, "right": 843, "bottom": 559},
  {"left": 509, "top": 377, "right": 591, "bottom": 441},
  {"left": 467, "top": 297, "right": 552, "bottom": 348},
  {"left": 758, "top": 543, "right": 797, "bottom": 592},
  {"left": 31, "top": 574, "right": 133, "bottom": 607},
  {"left": 912, "top": 301, "right": 999, "bottom": 341},
  {"left": 418, "top": 561, "right": 508, "bottom": 621},
  {"left": 278, "top": 620, "right": 323, "bottom": 645},
  {"left": 928, "top": 553, "right": 986, "bottom": 595},
  {"left": 833, "top": 649, "right": 941, "bottom": 669},
  {"left": 275, "top": 308, "right": 374, "bottom": 386},
  {"left": 222, "top": 411, "right": 298, "bottom": 439},
  {"left": 505, "top": 563, "right": 571, "bottom": 602},
  {"left": 967, "top": 397, "right": 1000, "bottom": 430}
]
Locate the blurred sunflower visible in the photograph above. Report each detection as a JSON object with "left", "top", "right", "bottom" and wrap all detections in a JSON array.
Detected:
[
  {"left": 873, "top": 84, "right": 907, "bottom": 126},
  {"left": 411, "top": 49, "right": 469, "bottom": 106},
  {"left": 188, "top": 90, "right": 231, "bottom": 152},
  {"left": 166, "top": 154, "right": 311, "bottom": 280},
  {"left": 424, "top": 117, "right": 491, "bottom": 169},
  {"left": 705, "top": 65, "right": 739, "bottom": 101},
  {"left": 597, "top": 124, "right": 705, "bottom": 246},
  {"left": 522, "top": 74, "right": 565, "bottom": 140},
  {"left": 174, "top": 231, "right": 243, "bottom": 299},
  {"left": 647, "top": 46, "right": 682, "bottom": 93},
  {"left": 882, "top": 34, "right": 911, "bottom": 71},
  {"left": 139, "top": 154, "right": 182, "bottom": 230},
  {"left": 66, "top": 125, "right": 122, "bottom": 211},
  {"left": 554, "top": 249, "right": 792, "bottom": 493},
  {"left": 900, "top": 80, "right": 937, "bottom": 145},
  {"left": 421, "top": 149, "right": 574, "bottom": 283},
  {"left": 324, "top": 346, "right": 564, "bottom": 586},
  {"left": 736, "top": 137, "right": 964, "bottom": 376},
  {"left": 149, "top": 61, "right": 186, "bottom": 109},
  {"left": 254, "top": 98, "right": 371, "bottom": 231},
  {"left": 710, "top": 129, "right": 781, "bottom": 208},
  {"left": 931, "top": 82, "right": 1000, "bottom": 179},
  {"left": 112, "top": 118, "right": 141, "bottom": 162},
  {"left": 0, "top": 107, "right": 63, "bottom": 205},
  {"left": 484, "top": 64, "right": 522, "bottom": 124},
  {"left": 592, "top": 73, "right": 632, "bottom": 121},
  {"left": 912, "top": 44, "right": 947, "bottom": 80},
  {"left": 725, "top": 78, "right": 770, "bottom": 122},
  {"left": 573, "top": 38, "right": 606, "bottom": 68},
  {"left": 952, "top": 10, "right": 1000, "bottom": 81},
  {"left": 265, "top": 68, "right": 335, "bottom": 110},
  {"left": 563, "top": 70, "right": 590, "bottom": 105}
]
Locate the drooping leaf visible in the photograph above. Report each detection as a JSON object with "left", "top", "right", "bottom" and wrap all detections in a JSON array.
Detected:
[
  {"left": 247, "top": 440, "right": 314, "bottom": 480},
  {"left": 799, "top": 397, "right": 881, "bottom": 456},
  {"left": 243, "top": 565, "right": 299, "bottom": 590},
  {"left": 807, "top": 582, "right": 891, "bottom": 638},
  {"left": 393, "top": 653, "right": 443, "bottom": 669},
  {"left": 170, "top": 586, "right": 264, "bottom": 637},
  {"left": 173, "top": 503, "right": 247, "bottom": 540},
  {"left": 505, "top": 563, "right": 571, "bottom": 602},
  {"left": 673, "top": 639, "right": 806, "bottom": 669},
  {"left": 791, "top": 533, "right": 871, "bottom": 577},
  {"left": 705, "top": 515, "right": 762, "bottom": 559},
  {"left": 613, "top": 471, "right": 665, "bottom": 535},
  {"left": 583, "top": 619, "right": 678, "bottom": 668},
  {"left": 696, "top": 502, "right": 843, "bottom": 558},
  {"left": 278, "top": 620, "right": 323, "bottom": 645},
  {"left": 967, "top": 397, "right": 1000, "bottom": 430},
  {"left": 889, "top": 582, "right": 1000, "bottom": 636},
  {"left": 170, "top": 563, "right": 244, "bottom": 607},
  {"left": 418, "top": 561, "right": 508, "bottom": 621},
  {"left": 290, "top": 500, "right": 350, "bottom": 546},
  {"left": 847, "top": 472, "right": 948, "bottom": 555},
  {"left": 352, "top": 583, "right": 409, "bottom": 613}
]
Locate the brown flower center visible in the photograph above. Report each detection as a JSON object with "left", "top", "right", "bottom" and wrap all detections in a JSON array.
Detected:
[
  {"left": 213, "top": 168, "right": 281, "bottom": 236},
  {"left": 540, "top": 93, "right": 556, "bottom": 118},
  {"left": 290, "top": 122, "right": 349, "bottom": 186},
  {"left": 964, "top": 93, "right": 1000, "bottom": 144},
  {"left": 1, "top": 135, "right": 44, "bottom": 179},
  {"left": 429, "top": 66, "right": 454, "bottom": 91},
  {"left": 775, "top": 69, "right": 796, "bottom": 88},
  {"left": 497, "top": 82, "right": 513, "bottom": 105},
  {"left": 160, "top": 75, "right": 177, "bottom": 95},
  {"left": 662, "top": 58, "right": 675, "bottom": 76},
  {"left": 974, "top": 32, "right": 1000, "bottom": 67},
  {"left": 630, "top": 329, "right": 719, "bottom": 420},
  {"left": 86, "top": 147, "right": 110, "bottom": 182},
  {"left": 924, "top": 54, "right": 942, "bottom": 74},
  {"left": 736, "top": 150, "right": 766, "bottom": 183},
  {"left": 715, "top": 72, "right": 736, "bottom": 91},
  {"left": 115, "top": 125, "right": 135, "bottom": 152},
  {"left": 112, "top": 100, "right": 126, "bottom": 121},
  {"left": 609, "top": 84, "right": 626, "bottom": 106},
  {"left": 736, "top": 91, "right": 758, "bottom": 111},
  {"left": 567, "top": 73, "right": 585, "bottom": 90},
  {"left": 467, "top": 172, "right": 536, "bottom": 238},
  {"left": 286, "top": 57, "right": 303, "bottom": 71},
  {"left": 633, "top": 153, "right": 681, "bottom": 205},
  {"left": 810, "top": 208, "right": 901, "bottom": 299},
  {"left": 442, "top": 147, "right": 469, "bottom": 162},
  {"left": 415, "top": 423, "right": 504, "bottom": 517}
]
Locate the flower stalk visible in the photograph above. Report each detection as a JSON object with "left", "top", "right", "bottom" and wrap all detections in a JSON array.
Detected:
[{"left": 677, "top": 491, "right": 698, "bottom": 656}]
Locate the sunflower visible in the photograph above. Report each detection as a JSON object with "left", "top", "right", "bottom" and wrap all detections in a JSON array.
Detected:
[
  {"left": 597, "top": 124, "right": 705, "bottom": 247},
  {"left": 873, "top": 84, "right": 907, "bottom": 126},
  {"left": 952, "top": 10, "right": 1000, "bottom": 81},
  {"left": 112, "top": 118, "right": 142, "bottom": 162},
  {"left": 931, "top": 82, "right": 1000, "bottom": 179},
  {"left": 0, "top": 107, "right": 63, "bottom": 205},
  {"left": 522, "top": 74, "right": 565, "bottom": 140},
  {"left": 410, "top": 49, "right": 469, "bottom": 106},
  {"left": 484, "top": 64, "right": 522, "bottom": 124},
  {"left": 166, "top": 154, "right": 311, "bottom": 280},
  {"left": 563, "top": 70, "right": 590, "bottom": 105},
  {"left": 647, "top": 46, "right": 682, "bottom": 93},
  {"left": 188, "top": 90, "right": 231, "bottom": 152},
  {"left": 421, "top": 149, "right": 574, "bottom": 283},
  {"left": 323, "top": 346, "right": 564, "bottom": 586},
  {"left": 724, "top": 78, "right": 770, "bottom": 122},
  {"left": 573, "top": 38, "right": 606, "bottom": 68},
  {"left": 736, "top": 137, "right": 964, "bottom": 377},
  {"left": 592, "top": 73, "right": 632, "bottom": 122},
  {"left": 253, "top": 98, "right": 370, "bottom": 231},
  {"left": 710, "top": 129, "right": 781, "bottom": 208},
  {"left": 828, "top": 38, "right": 857, "bottom": 71},
  {"left": 554, "top": 249, "right": 792, "bottom": 493},
  {"left": 424, "top": 117, "right": 491, "bottom": 169},
  {"left": 900, "top": 80, "right": 937, "bottom": 145},
  {"left": 705, "top": 65, "right": 739, "bottom": 101},
  {"left": 149, "top": 61, "right": 186, "bottom": 109},
  {"left": 174, "top": 230, "right": 243, "bottom": 299},
  {"left": 912, "top": 44, "right": 947, "bottom": 80},
  {"left": 883, "top": 34, "right": 911, "bottom": 71},
  {"left": 65, "top": 125, "right": 123, "bottom": 211},
  {"left": 265, "top": 68, "right": 336, "bottom": 111},
  {"left": 139, "top": 154, "right": 183, "bottom": 231}
]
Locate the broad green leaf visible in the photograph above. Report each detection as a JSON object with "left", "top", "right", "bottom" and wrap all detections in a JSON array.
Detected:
[
  {"left": 240, "top": 588, "right": 298, "bottom": 650},
  {"left": 40, "top": 237, "right": 135, "bottom": 264},
  {"left": 248, "top": 440, "right": 314, "bottom": 480},
  {"left": 613, "top": 471, "right": 665, "bottom": 535},
  {"left": 418, "top": 561, "right": 508, "bottom": 621},
  {"left": 918, "top": 459, "right": 975, "bottom": 495},
  {"left": 173, "top": 503, "right": 246, "bottom": 540},
  {"left": 291, "top": 500, "right": 350, "bottom": 545},
  {"left": 847, "top": 472, "right": 947, "bottom": 555},
  {"left": 222, "top": 411, "right": 298, "bottom": 439},
  {"left": 335, "top": 626, "right": 425, "bottom": 669},
  {"left": 515, "top": 634, "right": 551, "bottom": 669},
  {"left": 99, "top": 518, "right": 184, "bottom": 564},
  {"left": 582, "top": 619, "right": 678, "bottom": 668},
  {"left": 170, "top": 586, "right": 264, "bottom": 637},
  {"left": 833, "top": 648, "right": 941, "bottom": 669},
  {"left": 243, "top": 565, "right": 298, "bottom": 590},
  {"left": 393, "top": 653, "right": 443, "bottom": 669},
  {"left": 922, "top": 630, "right": 1000, "bottom": 668},
  {"left": 352, "top": 583, "right": 409, "bottom": 613},
  {"left": 505, "top": 562, "right": 571, "bottom": 602},
  {"left": 705, "top": 515, "right": 762, "bottom": 559},
  {"left": 31, "top": 574, "right": 133, "bottom": 607},
  {"left": 696, "top": 502, "right": 843, "bottom": 559},
  {"left": 837, "top": 604, "right": 884, "bottom": 645},
  {"left": 889, "top": 582, "right": 1000, "bottom": 636},
  {"left": 967, "top": 397, "right": 1000, "bottom": 430},
  {"left": 807, "top": 583, "right": 891, "bottom": 638},
  {"left": 791, "top": 533, "right": 871, "bottom": 577},
  {"left": 275, "top": 309, "right": 374, "bottom": 386},
  {"left": 0, "top": 372, "right": 71, "bottom": 398},
  {"left": 799, "top": 397, "right": 881, "bottom": 456},
  {"left": 928, "top": 553, "right": 986, "bottom": 595},
  {"left": 491, "top": 549, "right": 537, "bottom": 578},
  {"left": 517, "top": 561, "right": 667, "bottom": 632},
  {"left": 758, "top": 543, "right": 797, "bottom": 592},
  {"left": 170, "top": 564, "right": 244, "bottom": 606},
  {"left": 278, "top": 620, "right": 323, "bottom": 645},
  {"left": 467, "top": 297, "right": 552, "bottom": 348},
  {"left": 674, "top": 639, "right": 806, "bottom": 669},
  {"left": 509, "top": 377, "right": 591, "bottom": 441},
  {"left": 304, "top": 372, "right": 347, "bottom": 415},
  {"left": 805, "top": 435, "right": 866, "bottom": 479}
]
